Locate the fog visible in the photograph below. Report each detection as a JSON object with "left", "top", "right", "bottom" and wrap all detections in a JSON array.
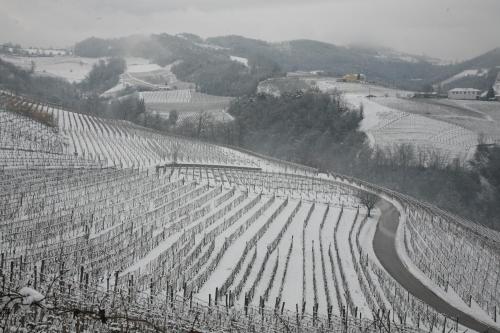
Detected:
[{"left": 1, "top": 0, "right": 499, "bottom": 60}]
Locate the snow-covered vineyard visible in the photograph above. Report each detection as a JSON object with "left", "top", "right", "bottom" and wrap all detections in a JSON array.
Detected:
[
  {"left": 140, "top": 89, "right": 234, "bottom": 123},
  {"left": 368, "top": 109, "right": 477, "bottom": 161},
  {"left": 1, "top": 93, "right": 499, "bottom": 332},
  {"left": 306, "top": 79, "right": 483, "bottom": 163},
  {"left": 0, "top": 92, "right": 250, "bottom": 169}
]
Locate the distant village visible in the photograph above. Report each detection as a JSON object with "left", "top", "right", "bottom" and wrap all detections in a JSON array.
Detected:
[{"left": 0, "top": 43, "right": 72, "bottom": 57}]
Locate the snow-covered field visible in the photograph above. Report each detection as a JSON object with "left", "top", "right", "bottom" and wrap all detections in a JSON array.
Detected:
[
  {"left": 2, "top": 91, "right": 500, "bottom": 332},
  {"left": 56, "top": 106, "right": 250, "bottom": 168},
  {"left": 348, "top": 95, "right": 479, "bottom": 160},
  {"left": 310, "top": 78, "right": 486, "bottom": 161},
  {"left": 140, "top": 89, "right": 234, "bottom": 123},
  {"left": 0, "top": 93, "right": 253, "bottom": 169},
  {"left": 125, "top": 57, "right": 163, "bottom": 73},
  {"left": 374, "top": 97, "right": 500, "bottom": 145},
  {"left": 440, "top": 68, "right": 488, "bottom": 86},
  {"left": 257, "top": 77, "right": 310, "bottom": 97},
  {"left": 194, "top": 199, "right": 372, "bottom": 317},
  {"left": 308, "top": 78, "right": 410, "bottom": 98},
  {"left": 22, "top": 48, "right": 68, "bottom": 56},
  {"left": 230, "top": 55, "right": 249, "bottom": 67},
  {"left": 102, "top": 58, "right": 194, "bottom": 97},
  {"left": 0, "top": 54, "right": 102, "bottom": 82}
]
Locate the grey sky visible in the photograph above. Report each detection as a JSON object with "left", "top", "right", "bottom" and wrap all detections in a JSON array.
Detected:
[{"left": 1, "top": 0, "right": 499, "bottom": 61}]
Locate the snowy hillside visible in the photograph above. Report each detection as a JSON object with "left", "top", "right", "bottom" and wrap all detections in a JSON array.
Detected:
[
  {"left": 1, "top": 91, "right": 499, "bottom": 333},
  {"left": 440, "top": 69, "right": 488, "bottom": 86},
  {"left": 0, "top": 54, "right": 102, "bottom": 83}
]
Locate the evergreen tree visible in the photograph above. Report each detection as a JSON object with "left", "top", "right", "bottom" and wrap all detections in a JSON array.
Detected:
[{"left": 486, "top": 87, "right": 495, "bottom": 99}]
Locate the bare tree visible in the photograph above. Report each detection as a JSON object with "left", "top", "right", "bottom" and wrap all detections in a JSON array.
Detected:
[
  {"left": 172, "top": 142, "right": 180, "bottom": 164},
  {"left": 394, "top": 143, "right": 415, "bottom": 168},
  {"left": 196, "top": 111, "right": 210, "bottom": 139},
  {"left": 168, "top": 110, "right": 179, "bottom": 127},
  {"left": 358, "top": 190, "right": 378, "bottom": 217}
]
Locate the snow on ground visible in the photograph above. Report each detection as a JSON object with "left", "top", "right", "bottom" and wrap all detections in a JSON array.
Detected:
[
  {"left": 53, "top": 106, "right": 258, "bottom": 168},
  {"left": 357, "top": 209, "right": 381, "bottom": 267},
  {"left": 103, "top": 58, "right": 192, "bottom": 97},
  {"left": 198, "top": 195, "right": 274, "bottom": 300},
  {"left": 303, "top": 203, "right": 317, "bottom": 311},
  {"left": 255, "top": 248, "right": 280, "bottom": 303},
  {"left": 355, "top": 209, "right": 394, "bottom": 312},
  {"left": 230, "top": 56, "right": 249, "bottom": 68},
  {"left": 125, "top": 57, "right": 163, "bottom": 73},
  {"left": 140, "top": 89, "right": 234, "bottom": 124},
  {"left": 175, "top": 110, "right": 234, "bottom": 123},
  {"left": 120, "top": 193, "right": 216, "bottom": 276},
  {"left": 320, "top": 205, "right": 342, "bottom": 315},
  {"left": 324, "top": 170, "right": 494, "bottom": 326},
  {"left": 310, "top": 78, "right": 410, "bottom": 98},
  {"left": 128, "top": 64, "right": 164, "bottom": 73},
  {"left": 280, "top": 203, "right": 311, "bottom": 311},
  {"left": 268, "top": 202, "right": 309, "bottom": 312},
  {"left": 342, "top": 93, "right": 478, "bottom": 161},
  {"left": 344, "top": 94, "right": 402, "bottom": 132},
  {"left": 307, "top": 204, "right": 329, "bottom": 315},
  {"left": 373, "top": 97, "right": 500, "bottom": 147},
  {"left": 313, "top": 77, "right": 495, "bottom": 155},
  {"left": 0, "top": 55, "right": 102, "bottom": 83},
  {"left": 101, "top": 82, "right": 128, "bottom": 98},
  {"left": 447, "top": 99, "right": 500, "bottom": 115},
  {"left": 19, "top": 287, "right": 44, "bottom": 305},
  {"left": 5, "top": 110, "right": 498, "bottom": 330},
  {"left": 441, "top": 69, "right": 488, "bottom": 86},
  {"left": 194, "top": 42, "right": 228, "bottom": 50},
  {"left": 336, "top": 208, "right": 372, "bottom": 318},
  {"left": 389, "top": 194, "right": 500, "bottom": 331},
  {"left": 23, "top": 48, "right": 68, "bottom": 56},
  {"left": 237, "top": 198, "right": 293, "bottom": 305},
  {"left": 311, "top": 78, "right": 410, "bottom": 134},
  {"left": 376, "top": 97, "right": 492, "bottom": 121}
]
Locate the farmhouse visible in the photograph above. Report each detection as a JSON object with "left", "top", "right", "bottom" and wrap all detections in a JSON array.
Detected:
[{"left": 447, "top": 88, "right": 481, "bottom": 100}]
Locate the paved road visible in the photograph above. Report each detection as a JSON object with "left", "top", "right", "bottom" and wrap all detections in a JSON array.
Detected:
[{"left": 373, "top": 199, "right": 499, "bottom": 333}]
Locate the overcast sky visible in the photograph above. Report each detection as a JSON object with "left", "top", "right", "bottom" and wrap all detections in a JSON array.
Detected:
[{"left": 1, "top": 0, "right": 499, "bottom": 61}]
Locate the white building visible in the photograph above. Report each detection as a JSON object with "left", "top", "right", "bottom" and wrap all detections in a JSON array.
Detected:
[{"left": 447, "top": 88, "right": 481, "bottom": 100}]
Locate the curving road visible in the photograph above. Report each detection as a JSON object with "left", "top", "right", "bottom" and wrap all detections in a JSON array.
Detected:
[{"left": 373, "top": 199, "right": 499, "bottom": 333}]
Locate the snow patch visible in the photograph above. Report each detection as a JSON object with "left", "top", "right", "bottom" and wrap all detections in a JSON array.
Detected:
[
  {"left": 0, "top": 55, "right": 103, "bottom": 83},
  {"left": 127, "top": 63, "right": 163, "bottom": 73},
  {"left": 441, "top": 69, "right": 488, "bottom": 86},
  {"left": 229, "top": 56, "right": 249, "bottom": 68},
  {"left": 19, "top": 287, "right": 44, "bottom": 305}
]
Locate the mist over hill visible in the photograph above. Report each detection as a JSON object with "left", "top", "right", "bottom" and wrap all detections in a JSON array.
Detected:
[{"left": 73, "top": 33, "right": 500, "bottom": 95}]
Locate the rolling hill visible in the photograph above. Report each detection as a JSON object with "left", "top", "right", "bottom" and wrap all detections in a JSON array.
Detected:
[{"left": 73, "top": 34, "right": 500, "bottom": 95}]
